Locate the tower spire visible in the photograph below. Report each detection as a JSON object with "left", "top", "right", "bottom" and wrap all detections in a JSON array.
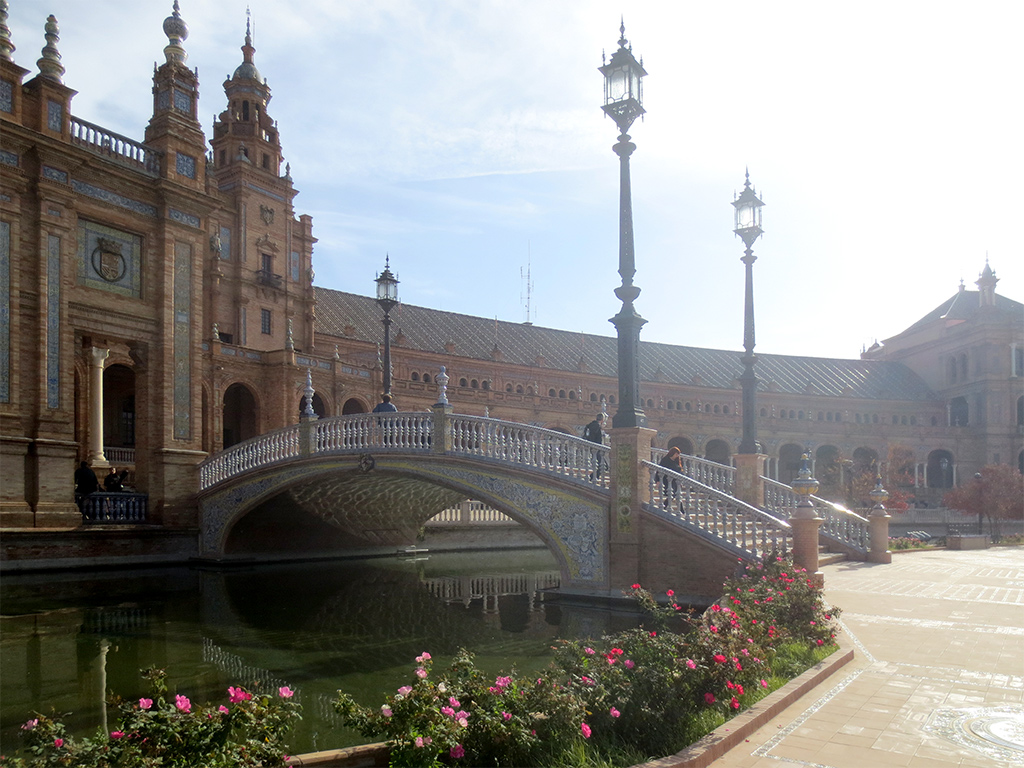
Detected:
[
  {"left": 162, "top": 0, "right": 189, "bottom": 66},
  {"left": 0, "top": 0, "right": 15, "bottom": 62}
]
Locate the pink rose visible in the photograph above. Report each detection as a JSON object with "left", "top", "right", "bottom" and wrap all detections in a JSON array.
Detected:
[
  {"left": 175, "top": 695, "right": 191, "bottom": 713},
  {"left": 609, "top": 707, "right": 620, "bottom": 718},
  {"left": 138, "top": 698, "right": 153, "bottom": 710},
  {"left": 53, "top": 738, "right": 64, "bottom": 748},
  {"left": 450, "top": 744, "right": 465, "bottom": 759},
  {"left": 110, "top": 731, "right": 125, "bottom": 739},
  {"left": 581, "top": 722, "right": 592, "bottom": 738},
  {"left": 219, "top": 705, "right": 230, "bottom": 714},
  {"left": 686, "top": 659, "right": 697, "bottom": 669},
  {"left": 704, "top": 692, "right": 716, "bottom": 705},
  {"left": 278, "top": 686, "right": 295, "bottom": 698}
]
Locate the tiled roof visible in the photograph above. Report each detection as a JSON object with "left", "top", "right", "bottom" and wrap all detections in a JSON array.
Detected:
[
  {"left": 893, "top": 290, "right": 1024, "bottom": 337},
  {"left": 315, "top": 288, "right": 937, "bottom": 402}
]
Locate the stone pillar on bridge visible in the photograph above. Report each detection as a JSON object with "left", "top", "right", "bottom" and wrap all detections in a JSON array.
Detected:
[
  {"left": 868, "top": 476, "right": 893, "bottom": 564},
  {"left": 790, "top": 453, "right": 824, "bottom": 587},
  {"left": 733, "top": 453, "right": 767, "bottom": 509},
  {"left": 607, "top": 425, "right": 656, "bottom": 590}
]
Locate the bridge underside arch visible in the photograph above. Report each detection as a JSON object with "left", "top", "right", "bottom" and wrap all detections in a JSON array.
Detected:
[{"left": 199, "top": 454, "right": 610, "bottom": 591}]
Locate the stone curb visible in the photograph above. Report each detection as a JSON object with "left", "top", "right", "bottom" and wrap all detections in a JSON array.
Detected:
[
  {"left": 628, "top": 637, "right": 855, "bottom": 768},
  {"left": 286, "top": 638, "right": 854, "bottom": 768}
]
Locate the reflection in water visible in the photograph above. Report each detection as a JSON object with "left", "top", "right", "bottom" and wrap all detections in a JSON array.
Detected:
[{"left": 1, "top": 551, "right": 631, "bottom": 755}]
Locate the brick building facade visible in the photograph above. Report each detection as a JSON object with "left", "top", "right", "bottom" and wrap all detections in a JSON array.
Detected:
[{"left": 2, "top": 6, "right": 1021, "bottom": 535}]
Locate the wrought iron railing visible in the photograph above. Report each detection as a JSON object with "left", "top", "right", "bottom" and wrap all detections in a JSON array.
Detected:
[
  {"left": 70, "top": 116, "right": 160, "bottom": 174},
  {"left": 78, "top": 492, "right": 148, "bottom": 523},
  {"left": 644, "top": 461, "right": 791, "bottom": 559},
  {"left": 761, "top": 477, "right": 869, "bottom": 554}
]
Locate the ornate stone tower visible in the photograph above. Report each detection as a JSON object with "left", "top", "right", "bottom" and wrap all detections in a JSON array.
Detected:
[{"left": 207, "top": 13, "right": 316, "bottom": 356}]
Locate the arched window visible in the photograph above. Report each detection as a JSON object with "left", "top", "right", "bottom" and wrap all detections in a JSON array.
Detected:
[
  {"left": 676, "top": 401, "right": 682, "bottom": 410},
  {"left": 826, "top": 412, "right": 832, "bottom": 422},
  {"left": 569, "top": 390, "right": 577, "bottom": 401},
  {"left": 459, "top": 378, "right": 468, "bottom": 388},
  {"left": 668, "top": 401, "right": 675, "bottom": 410},
  {"left": 798, "top": 410, "right": 804, "bottom": 420},
  {"left": 760, "top": 407, "right": 767, "bottom": 417},
  {"left": 242, "top": 100, "right": 250, "bottom": 121},
  {"left": 950, "top": 396, "right": 969, "bottom": 426},
  {"left": 609, "top": 395, "right": 616, "bottom": 405},
  {"left": 590, "top": 393, "right": 597, "bottom": 401},
  {"left": 723, "top": 405, "right": 730, "bottom": 415},
  {"left": 549, "top": 388, "right": 557, "bottom": 398},
  {"left": 646, "top": 398, "right": 654, "bottom": 408},
  {"left": 684, "top": 402, "right": 692, "bottom": 411},
  {"left": 526, "top": 386, "right": 534, "bottom": 395},
  {"left": 517, "top": 385, "right": 524, "bottom": 394},
  {"left": 423, "top": 374, "right": 431, "bottom": 384},
  {"left": 713, "top": 404, "right": 721, "bottom": 414},
  {"left": 411, "top": 372, "right": 420, "bottom": 382},
  {"left": 558, "top": 389, "right": 566, "bottom": 399},
  {"left": 470, "top": 379, "right": 479, "bottom": 389},
  {"left": 506, "top": 383, "right": 513, "bottom": 392},
  {"left": 482, "top": 381, "right": 490, "bottom": 391}
]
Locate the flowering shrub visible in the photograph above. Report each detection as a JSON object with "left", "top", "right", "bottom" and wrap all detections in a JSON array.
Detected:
[
  {"left": 1, "top": 668, "right": 300, "bottom": 767},
  {"left": 335, "top": 554, "right": 842, "bottom": 766}
]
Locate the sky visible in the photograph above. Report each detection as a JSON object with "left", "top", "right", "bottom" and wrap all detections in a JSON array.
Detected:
[{"left": 8, "top": 1, "right": 1022, "bottom": 359}]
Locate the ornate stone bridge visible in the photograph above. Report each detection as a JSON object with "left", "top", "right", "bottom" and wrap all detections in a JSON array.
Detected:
[{"left": 197, "top": 406, "right": 878, "bottom": 600}]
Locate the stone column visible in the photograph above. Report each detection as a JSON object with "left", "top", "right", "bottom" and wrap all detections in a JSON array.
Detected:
[
  {"left": 790, "top": 453, "right": 823, "bottom": 586},
  {"left": 607, "top": 425, "right": 656, "bottom": 590},
  {"left": 734, "top": 453, "right": 766, "bottom": 509},
  {"left": 868, "top": 476, "right": 892, "bottom": 564},
  {"left": 87, "top": 347, "right": 109, "bottom": 467},
  {"left": 431, "top": 367, "right": 453, "bottom": 454}
]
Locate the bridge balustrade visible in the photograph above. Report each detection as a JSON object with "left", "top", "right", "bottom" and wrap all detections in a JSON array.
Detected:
[
  {"left": 448, "top": 415, "right": 609, "bottom": 489},
  {"left": 761, "top": 477, "right": 869, "bottom": 555},
  {"left": 645, "top": 462, "right": 791, "bottom": 559},
  {"left": 200, "top": 424, "right": 302, "bottom": 487},
  {"left": 316, "top": 412, "right": 432, "bottom": 453},
  {"left": 79, "top": 492, "right": 148, "bottom": 524}
]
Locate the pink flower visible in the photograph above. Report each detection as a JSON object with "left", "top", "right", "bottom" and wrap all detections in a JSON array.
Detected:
[
  {"left": 736, "top": 684, "right": 745, "bottom": 695},
  {"left": 175, "top": 695, "right": 191, "bottom": 713},
  {"left": 624, "top": 659, "right": 635, "bottom": 669},
  {"left": 415, "top": 652, "right": 432, "bottom": 663},
  {"left": 110, "top": 731, "right": 125, "bottom": 739},
  {"left": 686, "top": 659, "right": 697, "bottom": 669},
  {"left": 381, "top": 706, "right": 392, "bottom": 717},
  {"left": 415, "top": 667, "right": 428, "bottom": 679},
  {"left": 761, "top": 679, "right": 769, "bottom": 688},
  {"left": 219, "top": 705, "right": 230, "bottom": 714},
  {"left": 21, "top": 719, "right": 38, "bottom": 731},
  {"left": 666, "top": 589, "right": 674, "bottom": 597},
  {"left": 457, "top": 717, "right": 468, "bottom": 728},
  {"left": 138, "top": 698, "right": 153, "bottom": 710},
  {"left": 227, "top": 687, "right": 251, "bottom": 703},
  {"left": 631, "top": 583, "right": 641, "bottom": 589},
  {"left": 585, "top": 647, "right": 595, "bottom": 655},
  {"left": 494, "top": 676, "right": 511, "bottom": 689},
  {"left": 53, "top": 739, "right": 64, "bottom": 748},
  {"left": 581, "top": 722, "right": 592, "bottom": 738},
  {"left": 704, "top": 692, "right": 716, "bottom": 705},
  {"left": 450, "top": 744, "right": 465, "bottom": 759},
  {"left": 278, "top": 686, "right": 295, "bottom": 698},
  {"left": 397, "top": 686, "right": 412, "bottom": 696},
  {"left": 730, "top": 696, "right": 740, "bottom": 710},
  {"left": 415, "top": 736, "right": 425, "bottom": 748},
  {"left": 609, "top": 707, "right": 621, "bottom": 718},
  {"left": 502, "top": 711, "right": 512, "bottom": 721},
  {"left": 714, "top": 654, "right": 727, "bottom": 663},
  {"left": 441, "top": 706, "right": 455, "bottom": 717}
]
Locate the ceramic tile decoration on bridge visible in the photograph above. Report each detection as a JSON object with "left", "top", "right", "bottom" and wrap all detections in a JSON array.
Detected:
[{"left": 196, "top": 404, "right": 889, "bottom": 602}]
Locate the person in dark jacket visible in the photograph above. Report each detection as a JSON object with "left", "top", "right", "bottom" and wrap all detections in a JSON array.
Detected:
[
  {"left": 658, "top": 447, "right": 684, "bottom": 508},
  {"left": 75, "top": 461, "right": 99, "bottom": 510},
  {"left": 104, "top": 467, "right": 123, "bottom": 492},
  {"left": 582, "top": 414, "right": 606, "bottom": 480}
]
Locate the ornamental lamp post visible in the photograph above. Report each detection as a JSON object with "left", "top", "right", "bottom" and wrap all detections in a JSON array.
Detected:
[
  {"left": 374, "top": 255, "right": 399, "bottom": 397},
  {"left": 599, "top": 21, "right": 648, "bottom": 429},
  {"left": 733, "top": 170, "right": 765, "bottom": 454}
]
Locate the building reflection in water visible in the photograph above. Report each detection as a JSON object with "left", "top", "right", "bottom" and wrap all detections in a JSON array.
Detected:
[{"left": 1, "top": 551, "right": 641, "bottom": 755}]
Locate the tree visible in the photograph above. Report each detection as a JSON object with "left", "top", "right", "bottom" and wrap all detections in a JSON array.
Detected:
[{"left": 943, "top": 464, "right": 1024, "bottom": 541}]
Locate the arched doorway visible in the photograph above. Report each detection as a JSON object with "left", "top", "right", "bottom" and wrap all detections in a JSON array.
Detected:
[
  {"left": 778, "top": 444, "right": 804, "bottom": 485},
  {"left": 950, "top": 396, "right": 969, "bottom": 427},
  {"left": 102, "top": 364, "right": 136, "bottom": 456},
  {"left": 223, "top": 383, "right": 259, "bottom": 449},
  {"left": 704, "top": 439, "right": 731, "bottom": 466},
  {"left": 815, "top": 445, "right": 842, "bottom": 499},
  {"left": 667, "top": 436, "right": 694, "bottom": 456},
  {"left": 342, "top": 398, "right": 368, "bottom": 415},
  {"left": 926, "top": 449, "right": 955, "bottom": 488}
]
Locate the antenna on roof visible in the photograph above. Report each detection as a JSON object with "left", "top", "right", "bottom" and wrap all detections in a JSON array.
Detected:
[{"left": 521, "top": 243, "right": 535, "bottom": 326}]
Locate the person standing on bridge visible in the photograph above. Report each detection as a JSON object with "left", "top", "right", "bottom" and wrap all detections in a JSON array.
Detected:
[
  {"left": 583, "top": 413, "right": 605, "bottom": 480},
  {"left": 658, "top": 447, "right": 685, "bottom": 509},
  {"left": 373, "top": 393, "right": 398, "bottom": 443}
]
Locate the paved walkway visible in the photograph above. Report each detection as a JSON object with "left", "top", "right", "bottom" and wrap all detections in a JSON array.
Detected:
[{"left": 708, "top": 546, "right": 1024, "bottom": 768}]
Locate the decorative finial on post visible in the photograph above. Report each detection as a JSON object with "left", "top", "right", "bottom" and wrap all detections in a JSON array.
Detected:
[
  {"left": 869, "top": 475, "right": 889, "bottom": 515},
  {"left": 790, "top": 452, "right": 820, "bottom": 517},
  {"left": 302, "top": 368, "right": 316, "bottom": 418},
  {"left": 0, "top": 0, "right": 16, "bottom": 62},
  {"left": 333, "top": 344, "right": 340, "bottom": 361},
  {"left": 37, "top": 15, "right": 65, "bottom": 82},
  {"left": 435, "top": 366, "right": 449, "bottom": 406},
  {"left": 162, "top": 0, "right": 189, "bottom": 66}
]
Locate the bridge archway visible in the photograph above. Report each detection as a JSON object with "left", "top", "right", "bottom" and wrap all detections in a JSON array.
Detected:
[{"left": 200, "top": 454, "right": 609, "bottom": 592}]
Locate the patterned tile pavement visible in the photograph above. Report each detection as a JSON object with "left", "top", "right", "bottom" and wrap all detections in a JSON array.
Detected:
[{"left": 706, "top": 547, "right": 1024, "bottom": 768}]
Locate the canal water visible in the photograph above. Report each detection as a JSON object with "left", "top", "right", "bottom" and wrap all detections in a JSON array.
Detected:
[{"left": 0, "top": 550, "right": 633, "bottom": 756}]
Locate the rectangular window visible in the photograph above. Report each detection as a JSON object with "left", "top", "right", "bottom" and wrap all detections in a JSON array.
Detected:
[
  {"left": 261, "top": 308, "right": 272, "bottom": 335},
  {"left": 290, "top": 251, "right": 300, "bottom": 282}
]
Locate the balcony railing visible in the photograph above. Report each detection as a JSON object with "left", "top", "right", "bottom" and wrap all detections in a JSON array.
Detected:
[
  {"left": 255, "top": 270, "right": 283, "bottom": 289},
  {"left": 70, "top": 116, "right": 161, "bottom": 175},
  {"left": 78, "top": 493, "right": 148, "bottom": 524},
  {"left": 103, "top": 447, "right": 135, "bottom": 465}
]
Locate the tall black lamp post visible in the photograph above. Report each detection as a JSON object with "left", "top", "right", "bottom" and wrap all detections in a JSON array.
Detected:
[
  {"left": 374, "top": 255, "right": 399, "bottom": 396},
  {"left": 733, "top": 170, "right": 765, "bottom": 454},
  {"left": 600, "top": 22, "right": 647, "bottom": 429}
]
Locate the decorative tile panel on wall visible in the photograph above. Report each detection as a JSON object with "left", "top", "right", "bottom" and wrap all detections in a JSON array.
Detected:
[
  {"left": 173, "top": 242, "right": 192, "bottom": 439},
  {"left": 71, "top": 180, "right": 158, "bottom": 217},
  {"left": 76, "top": 220, "right": 142, "bottom": 298},
  {"left": 0, "top": 221, "right": 9, "bottom": 402},
  {"left": 46, "top": 235, "right": 61, "bottom": 409}
]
